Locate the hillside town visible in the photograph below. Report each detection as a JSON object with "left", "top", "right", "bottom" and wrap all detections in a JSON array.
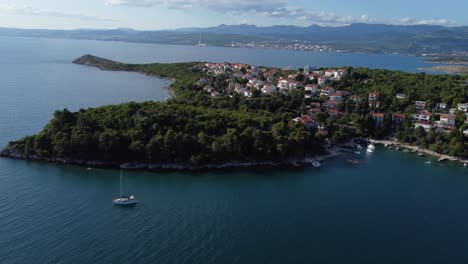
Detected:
[{"left": 196, "top": 61, "right": 468, "bottom": 140}]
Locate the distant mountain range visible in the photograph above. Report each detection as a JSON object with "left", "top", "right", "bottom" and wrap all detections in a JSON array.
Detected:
[{"left": 1, "top": 23, "right": 468, "bottom": 57}]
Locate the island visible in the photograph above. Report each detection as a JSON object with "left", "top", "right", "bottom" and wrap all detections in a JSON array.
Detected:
[{"left": 1, "top": 55, "right": 467, "bottom": 169}]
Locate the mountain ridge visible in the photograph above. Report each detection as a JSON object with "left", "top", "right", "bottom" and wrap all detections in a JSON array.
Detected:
[{"left": 1, "top": 23, "right": 467, "bottom": 57}]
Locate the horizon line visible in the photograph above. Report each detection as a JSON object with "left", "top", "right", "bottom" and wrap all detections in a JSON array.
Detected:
[{"left": 0, "top": 22, "right": 465, "bottom": 32}]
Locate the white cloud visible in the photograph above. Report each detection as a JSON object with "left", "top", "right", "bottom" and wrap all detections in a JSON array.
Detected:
[
  {"left": 105, "top": 0, "right": 285, "bottom": 13},
  {"left": 394, "top": 17, "right": 455, "bottom": 26},
  {"left": 0, "top": 4, "right": 116, "bottom": 22},
  {"left": 104, "top": 0, "right": 454, "bottom": 26}
]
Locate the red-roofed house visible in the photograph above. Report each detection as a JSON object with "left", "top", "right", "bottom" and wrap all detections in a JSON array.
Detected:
[
  {"left": 330, "top": 92, "right": 344, "bottom": 102},
  {"left": 307, "top": 108, "right": 322, "bottom": 117},
  {"left": 439, "top": 115, "right": 456, "bottom": 127},
  {"left": 413, "top": 110, "right": 432, "bottom": 122},
  {"left": 310, "top": 102, "right": 321, "bottom": 108},
  {"left": 324, "top": 100, "right": 340, "bottom": 109},
  {"left": 372, "top": 113, "right": 385, "bottom": 126},
  {"left": 293, "top": 116, "right": 318, "bottom": 130},
  {"left": 392, "top": 113, "right": 407, "bottom": 125},
  {"left": 327, "top": 109, "right": 340, "bottom": 118},
  {"left": 350, "top": 95, "right": 362, "bottom": 103}
]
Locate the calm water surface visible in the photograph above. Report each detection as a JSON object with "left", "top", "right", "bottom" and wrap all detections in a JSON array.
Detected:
[{"left": 0, "top": 37, "right": 467, "bottom": 264}]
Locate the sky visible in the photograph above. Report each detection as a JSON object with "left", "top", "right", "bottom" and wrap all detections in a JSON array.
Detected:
[{"left": 0, "top": 0, "right": 466, "bottom": 30}]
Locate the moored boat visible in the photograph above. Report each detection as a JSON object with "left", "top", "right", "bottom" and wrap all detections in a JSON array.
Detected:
[
  {"left": 113, "top": 171, "right": 137, "bottom": 206},
  {"left": 311, "top": 160, "right": 322, "bottom": 168}
]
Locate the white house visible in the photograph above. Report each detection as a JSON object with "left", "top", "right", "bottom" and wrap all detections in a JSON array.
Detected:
[
  {"left": 262, "top": 84, "right": 277, "bottom": 94},
  {"left": 320, "top": 87, "right": 335, "bottom": 97},
  {"left": 439, "top": 115, "right": 456, "bottom": 127},
  {"left": 458, "top": 103, "right": 468, "bottom": 112},
  {"left": 290, "top": 81, "right": 304, "bottom": 89},
  {"left": 305, "top": 84, "right": 318, "bottom": 94},
  {"left": 415, "top": 101, "right": 426, "bottom": 110},
  {"left": 369, "top": 92, "right": 381, "bottom": 102},
  {"left": 317, "top": 76, "right": 329, "bottom": 86},
  {"left": 464, "top": 129, "right": 468, "bottom": 137},
  {"left": 415, "top": 121, "right": 433, "bottom": 132},
  {"left": 278, "top": 79, "right": 291, "bottom": 90},
  {"left": 413, "top": 110, "right": 432, "bottom": 122},
  {"left": 324, "top": 69, "right": 336, "bottom": 78},
  {"left": 436, "top": 103, "right": 447, "bottom": 110}
]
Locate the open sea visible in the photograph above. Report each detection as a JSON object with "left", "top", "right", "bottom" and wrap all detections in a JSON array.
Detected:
[{"left": 0, "top": 36, "right": 467, "bottom": 264}]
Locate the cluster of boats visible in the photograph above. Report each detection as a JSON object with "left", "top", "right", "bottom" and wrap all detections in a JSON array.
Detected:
[{"left": 352, "top": 143, "right": 375, "bottom": 154}]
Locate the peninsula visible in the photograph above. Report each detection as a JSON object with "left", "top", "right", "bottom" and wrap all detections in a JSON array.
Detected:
[
  {"left": 1, "top": 55, "right": 467, "bottom": 169},
  {"left": 417, "top": 65, "right": 468, "bottom": 75}
]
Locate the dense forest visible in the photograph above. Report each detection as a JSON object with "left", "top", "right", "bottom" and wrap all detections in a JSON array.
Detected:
[
  {"left": 2, "top": 56, "right": 467, "bottom": 165},
  {"left": 9, "top": 102, "right": 322, "bottom": 165}
]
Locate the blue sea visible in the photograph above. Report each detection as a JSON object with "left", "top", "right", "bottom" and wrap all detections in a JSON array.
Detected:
[{"left": 0, "top": 36, "right": 467, "bottom": 264}]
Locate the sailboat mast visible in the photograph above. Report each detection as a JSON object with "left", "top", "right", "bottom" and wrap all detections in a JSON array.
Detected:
[{"left": 120, "top": 171, "right": 123, "bottom": 197}]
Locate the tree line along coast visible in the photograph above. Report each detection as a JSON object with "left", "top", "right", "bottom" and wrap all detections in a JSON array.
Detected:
[{"left": 1, "top": 55, "right": 467, "bottom": 168}]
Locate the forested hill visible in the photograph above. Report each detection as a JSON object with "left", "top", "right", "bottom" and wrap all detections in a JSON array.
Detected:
[
  {"left": 1, "top": 56, "right": 323, "bottom": 166},
  {"left": 2, "top": 102, "right": 320, "bottom": 165}
]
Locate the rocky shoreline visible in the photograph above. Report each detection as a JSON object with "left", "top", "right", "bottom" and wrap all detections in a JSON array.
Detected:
[
  {"left": 0, "top": 145, "right": 344, "bottom": 171},
  {"left": 369, "top": 139, "right": 468, "bottom": 166}
]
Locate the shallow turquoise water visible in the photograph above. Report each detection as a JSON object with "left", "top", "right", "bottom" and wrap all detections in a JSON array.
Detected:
[{"left": 0, "top": 37, "right": 466, "bottom": 264}]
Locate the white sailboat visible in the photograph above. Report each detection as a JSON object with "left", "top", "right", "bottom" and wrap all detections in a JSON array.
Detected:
[
  {"left": 113, "top": 171, "right": 137, "bottom": 206},
  {"left": 197, "top": 33, "right": 207, "bottom": 47}
]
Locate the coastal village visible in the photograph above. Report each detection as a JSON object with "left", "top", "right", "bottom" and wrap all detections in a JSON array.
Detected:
[
  {"left": 197, "top": 62, "right": 468, "bottom": 163},
  {"left": 196, "top": 61, "right": 468, "bottom": 142}
]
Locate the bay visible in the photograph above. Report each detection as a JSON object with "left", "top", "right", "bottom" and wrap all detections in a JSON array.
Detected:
[{"left": 0, "top": 36, "right": 467, "bottom": 264}]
